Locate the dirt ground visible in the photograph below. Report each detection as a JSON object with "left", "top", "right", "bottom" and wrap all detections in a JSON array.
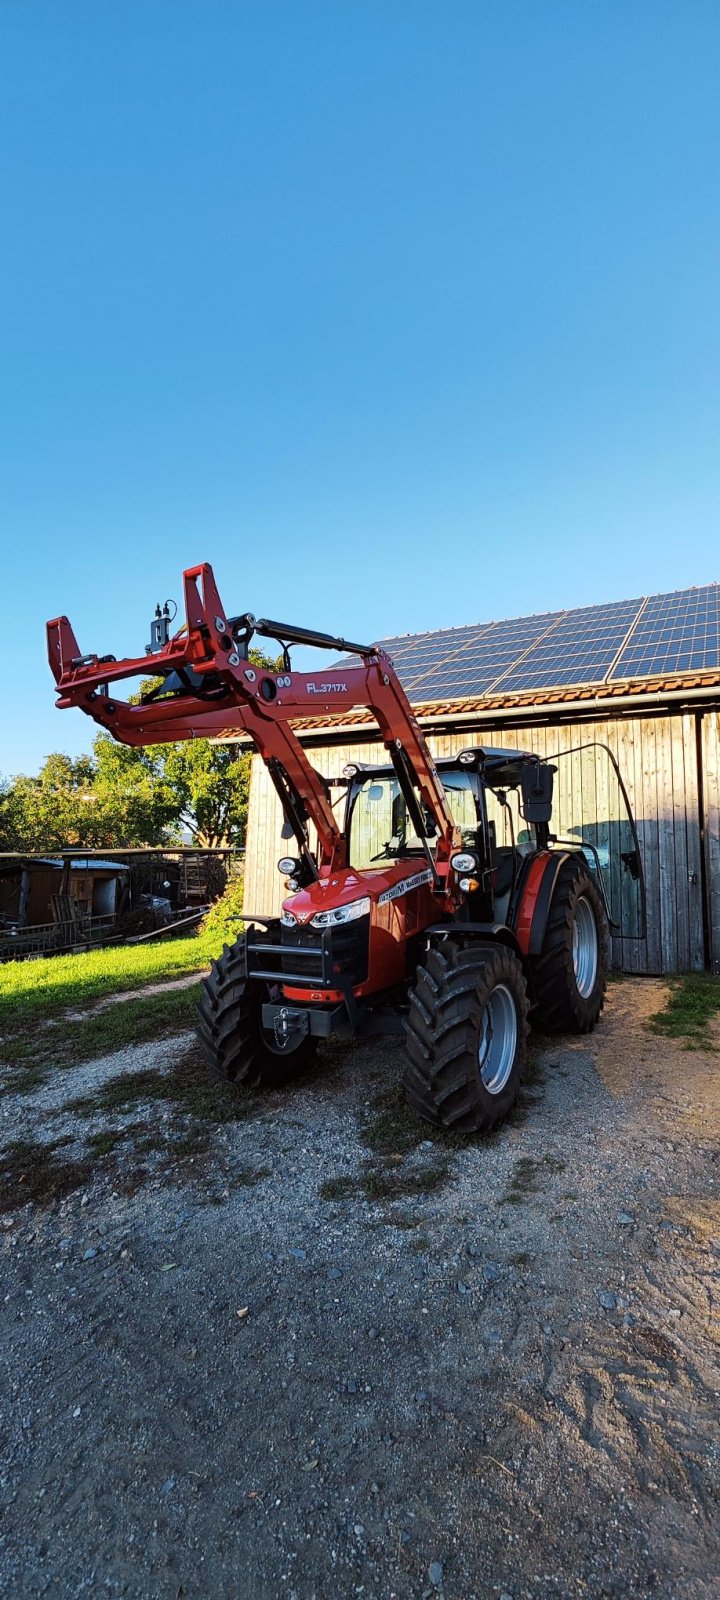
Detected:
[{"left": 0, "top": 977, "right": 718, "bottom": 1600}]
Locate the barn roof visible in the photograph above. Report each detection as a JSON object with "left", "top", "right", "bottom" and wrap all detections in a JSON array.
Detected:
[{"left": 213, "top": 581, "right": 720, "bottom": 742}]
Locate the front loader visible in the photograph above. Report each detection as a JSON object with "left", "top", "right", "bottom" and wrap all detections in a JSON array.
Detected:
[{"left": 47, "top": 562, "right": 645, "bottom": 1134}]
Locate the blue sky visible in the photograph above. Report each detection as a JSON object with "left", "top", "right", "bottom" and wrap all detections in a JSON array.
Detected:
[{"left": 2, "top": 1, "right": 719, "bottom": 775}]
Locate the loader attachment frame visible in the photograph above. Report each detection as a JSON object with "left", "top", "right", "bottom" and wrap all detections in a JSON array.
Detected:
[{"left": 47, "top": 562, "right": 461, "bottom": 879}]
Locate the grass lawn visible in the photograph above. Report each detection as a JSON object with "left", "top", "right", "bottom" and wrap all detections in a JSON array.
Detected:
[
  {"left": 0, "top": 917, "right": 251, "bottom": 1195},
  {"left": 0, "top": 932, "right": 216, "bottom": 1031},
  {"left": 648, "top": 972, "right": 720, "bottom": 1050},
  {"left": 0, "top": 934, "right": 220, "bottom": 1087}
]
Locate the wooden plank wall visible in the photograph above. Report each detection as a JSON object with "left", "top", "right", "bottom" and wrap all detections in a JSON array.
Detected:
[
  {"left": 242, "top": 713, "right": 708, "bottom": 974},
  {"left": 702, "top": 712, "right": 720, "bottom": 971}
]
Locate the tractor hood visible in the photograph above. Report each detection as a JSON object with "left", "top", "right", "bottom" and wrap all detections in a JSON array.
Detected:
[{"left": 282, "top": 862, "right": 435, "bottom": 925}]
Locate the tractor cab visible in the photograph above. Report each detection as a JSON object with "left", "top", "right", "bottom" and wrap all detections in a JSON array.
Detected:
[
  {"left": 343, "top": 741, "right": 644, "bottom": 941},
  {"left": 343, "top": 745, "right": 555, "bottom": 926},
  {"left": 344, "top": 746, "right": 550, "bottom": 855}
]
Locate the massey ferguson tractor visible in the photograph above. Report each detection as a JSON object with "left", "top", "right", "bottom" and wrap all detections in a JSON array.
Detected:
[{"left": 47, "top": 563, "right": 644, "bottom": 1134}]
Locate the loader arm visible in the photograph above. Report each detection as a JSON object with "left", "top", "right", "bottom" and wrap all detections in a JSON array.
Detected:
[{"left": 47, "top": 563, "right": 460, "bottom": 877}]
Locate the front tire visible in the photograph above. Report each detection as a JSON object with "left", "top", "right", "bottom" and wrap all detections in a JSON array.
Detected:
[
  {"left": 197, "top": 934, "right": 317, "bottom": 1088},
  {"left": 403, "top": 941, "right": 529, "bottom": 1134},
  {"left": 528, "top": 860, "right": 608, "bottom": 1033}
]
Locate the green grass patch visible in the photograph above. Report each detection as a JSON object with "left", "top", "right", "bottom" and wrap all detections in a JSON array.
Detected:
[
  {"left": 233, "top": 1164, "right": 272, "bottom": 1188},
  {"left": 0, "top": 1137, "right": 92, "bottom": 1214},
  {"left": 319, "top": 1175, "right": 359, "bottom": 1201},
  {"left": 647, "top": 973, "right": 720, "bottom": 1050},
  {"left": 2, "top": 985, "right": 202, "bottom": 1081},
  {"left": 364, "top": 1101, "right": 425, "bottom": 1157},
  {"left": 320, "top": 1160, "right": 452, "bottom": 1205},
  {"left": 363, "top": 1083, "right": 465, "bottom": 1157},
  {"left": 355, "top": 1083, "right": 460, "bottom": 1209},
  {"left": 86, "top": 1128, "right": 128, "bottom": 1157},
  {"left": 0, "top": 934, "right": 215, "bottom": 1032},
  {"left": 1, "top": 1046, "right": 266, "bottom": 1210},
  {"left": 65, "top": 1044, "right": 259, "bottom": 1124},
  {"left": 362, "top": 1159, "right": 451, "bottom": 1201},
  {"left": 500, "top": 1152, "right": 566, "bottom": 1206}
]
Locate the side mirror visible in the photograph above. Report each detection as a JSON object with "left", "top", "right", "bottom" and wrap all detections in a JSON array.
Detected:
[
  {"left": 281, "top": 819, "right": 294, "bottom": 840},
  {"left": 520, "top": 764, "right": 554, "bottom": 823}
]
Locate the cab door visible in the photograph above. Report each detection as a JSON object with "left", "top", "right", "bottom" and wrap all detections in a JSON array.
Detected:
[{"left": 545, "top": 742, "right": 646, "bottom": 940}]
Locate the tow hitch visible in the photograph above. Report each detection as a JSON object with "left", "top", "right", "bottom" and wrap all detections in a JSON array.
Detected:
[{"left": 271, "top": 1006, "right": 310, "bottom": 1050}]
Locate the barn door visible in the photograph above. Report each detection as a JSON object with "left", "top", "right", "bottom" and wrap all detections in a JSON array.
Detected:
[{"left": 545, "top": 742, "right": 647, "bottom": 941}]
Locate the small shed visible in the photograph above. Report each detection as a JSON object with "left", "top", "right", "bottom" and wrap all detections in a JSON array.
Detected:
[
  {"left": 0, "top": 857, "right": 130, "bottom": 931},
  {"left": 226, "top": 583, "right": 720, "bottom": 975}
]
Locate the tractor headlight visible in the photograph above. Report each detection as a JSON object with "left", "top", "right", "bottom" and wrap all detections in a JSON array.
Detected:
[
  {"left": 278, "top": 856, "right": 299, "bottom": 875},
  {"left": 311, "top": 896, "right": 371, "bottom": 929},
  {"left": 280, "top": 910, "right": 296, "bottom": 926},
  {"left": 342, "top": 763, "right": 359, "bottom": 779},
  {"left": 451, "top": 850, "right": 478, "bottom": 874}
]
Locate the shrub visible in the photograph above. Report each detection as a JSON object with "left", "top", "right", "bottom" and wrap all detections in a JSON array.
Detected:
[{"left": 200, "top": 872, "right": 245, "bottom": 952}]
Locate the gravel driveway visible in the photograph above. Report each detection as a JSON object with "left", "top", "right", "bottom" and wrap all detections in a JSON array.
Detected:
[{"left": 1, "top": 977, "right": 718, "bottom": 1599}]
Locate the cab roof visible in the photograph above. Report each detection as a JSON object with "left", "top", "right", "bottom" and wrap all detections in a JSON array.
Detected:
[{"left": 338, "top": 746, "right": 544, "bottom": 787}]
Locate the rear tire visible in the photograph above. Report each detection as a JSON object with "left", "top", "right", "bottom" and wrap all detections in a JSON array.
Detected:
[
  {"left": 528, "top": 860, "right": 608, "bottom": 1034},
  {"left": 403, "top": 941, "right": 529, "bottom": 1134},
  {"left": 197, "top": 934, "right": 317, "bottom": 1088}
]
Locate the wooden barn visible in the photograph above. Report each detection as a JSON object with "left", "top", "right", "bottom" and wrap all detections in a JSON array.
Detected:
[{"left": 229, "top": 584, "right": 720, "bottom": 975}]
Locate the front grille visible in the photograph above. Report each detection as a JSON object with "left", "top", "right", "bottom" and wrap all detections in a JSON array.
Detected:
[
  {"left": 281, "top": 919, "right": 369, "bottom": 987},
  {"left": 245, "top": 916, "right": 369, "bottom": 990}
]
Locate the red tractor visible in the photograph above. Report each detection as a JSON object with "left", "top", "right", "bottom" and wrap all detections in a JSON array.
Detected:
[{"left": 47, "top": 563, "right": 644, "bottom": 1134}]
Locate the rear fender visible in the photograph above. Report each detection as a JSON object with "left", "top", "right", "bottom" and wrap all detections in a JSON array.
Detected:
[{"left": 512, "top": 852, "right": 573, "bottom": 958}]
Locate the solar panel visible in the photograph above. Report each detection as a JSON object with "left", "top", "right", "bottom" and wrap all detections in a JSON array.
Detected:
[
  {"left": 406, "top": 610, "right": 565, "bottom": 698},
  {"left": 388, "top": 623, "right": 496, "bottom": 679},
  {"left": 610, "top": 587, "right": 720, "bottom": 679},
  {"left": 335, "top": 584, "right": 719, "bottom": 702},
  {"left": 491, "top": 598, "right": 643, "bottom": 693},
  {"left": 335, "top": 624, "right": 494, "bottom": 674}
]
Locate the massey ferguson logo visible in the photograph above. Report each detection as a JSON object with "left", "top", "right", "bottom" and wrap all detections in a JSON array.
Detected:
[
  {"left": 378, "top": 868, "right": 433, "bottom": 906},
  {"left": 307, "top": 682, "right": 347, "bottom": 694}
]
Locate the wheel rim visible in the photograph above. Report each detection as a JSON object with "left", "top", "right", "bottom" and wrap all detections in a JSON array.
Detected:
[
  {"left": 478, "top": 984, "right": 518, "bottom": 1094},
  {"left": 572, "top": 896, "right": 598, "bottom": 998}
]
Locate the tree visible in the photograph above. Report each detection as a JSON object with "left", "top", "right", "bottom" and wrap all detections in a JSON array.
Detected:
[
  {"left": 157, "top": 742, "right": 251, "bottom": 847},
  {"left": 0, "top": 747, "right": 181, "bottom": 852},
  {"left": 90, "top": 738, "right": 183, "bottom": 845},
  {"left": 127, "top": 645, "right": 279, "bottom": 847},
  {"left": 0, "top": 753, "right": 100, "bottom": 853}
]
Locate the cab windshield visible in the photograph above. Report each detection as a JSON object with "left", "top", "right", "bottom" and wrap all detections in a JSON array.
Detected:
[{"left": 347, "top": 771, "right": 479, "bottom": 869}]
